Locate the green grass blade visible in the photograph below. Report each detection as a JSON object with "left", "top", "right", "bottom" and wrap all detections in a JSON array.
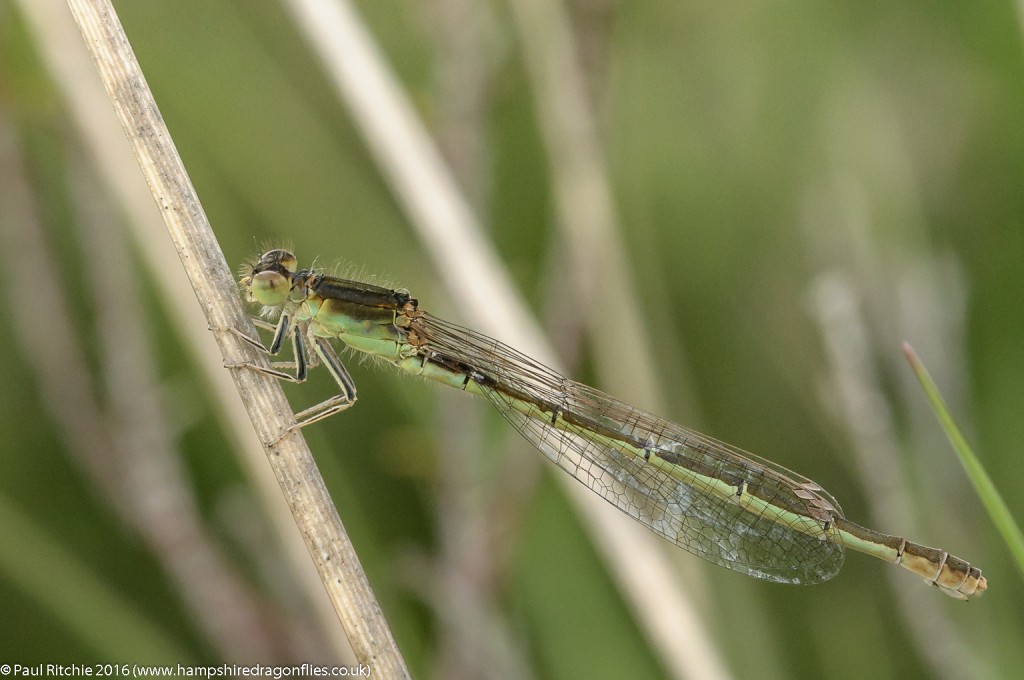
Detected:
[{"left": 902, "top": 341, "right": 1024, "bottom": 582}]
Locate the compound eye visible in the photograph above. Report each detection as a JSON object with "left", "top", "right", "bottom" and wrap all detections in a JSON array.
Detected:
[
  {"left": 278, "top": 252, "right": 298, "bottom": 272},
  {"left": 249, "top": 270, "right": 290, "bottom": 306},
  {"left": 260, "top": 249, "right": 297, "bottom": 272}
]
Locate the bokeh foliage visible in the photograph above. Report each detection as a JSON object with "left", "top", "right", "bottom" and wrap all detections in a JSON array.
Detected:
[{"left": 0, "top": 1, "right": 1021, "bottom": 678}]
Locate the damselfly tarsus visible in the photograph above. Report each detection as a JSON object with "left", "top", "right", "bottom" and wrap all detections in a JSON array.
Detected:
[{"left": 228, "top": 249, "right": 986, "bottom": 600}]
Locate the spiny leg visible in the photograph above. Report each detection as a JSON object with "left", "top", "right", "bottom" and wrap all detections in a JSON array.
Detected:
[
  {"left": 284, "top": 336, "right": 357, "bottom": 433},
  {"left": 246, "top": 331, "right": 357, "bottom": 444},
  {"left": 222, "top": 313, "right": 312, "bottom": 383},
  {"left": 218, "top": 317, "right": 357, "bottom": 442},
  {"left": 250, "top": 317, "right": 277, "bottom": 333},
  {"left": 222, "top": 314, "right": 291, "bottom": 356}
]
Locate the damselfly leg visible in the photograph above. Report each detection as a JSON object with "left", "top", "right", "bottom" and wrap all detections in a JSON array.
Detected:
[{"left": 221, "top": 315, "right": 358, "bottom": 436}]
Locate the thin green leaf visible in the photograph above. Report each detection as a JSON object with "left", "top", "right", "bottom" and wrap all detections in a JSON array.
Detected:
[{"left": 902, "top": 342, "right": 1024, "bottom": 583}]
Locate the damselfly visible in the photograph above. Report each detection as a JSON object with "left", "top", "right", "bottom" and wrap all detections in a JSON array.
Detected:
[{"left": 228, "top": 249, "right": 986, "bottom": 599}]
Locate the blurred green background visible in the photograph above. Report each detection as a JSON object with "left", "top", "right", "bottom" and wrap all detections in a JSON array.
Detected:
[{"left": 0, "top": 0, "right": 1021, "bottom": 678}]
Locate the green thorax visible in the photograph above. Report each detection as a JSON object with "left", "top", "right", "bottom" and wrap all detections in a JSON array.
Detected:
[{"left": 290, "top": 272, "right": 413, "bottom": 362}]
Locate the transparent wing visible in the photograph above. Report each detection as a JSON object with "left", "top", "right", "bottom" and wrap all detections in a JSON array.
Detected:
[{"left": 418, "top": 314, "right": 845, "bottom": 584}]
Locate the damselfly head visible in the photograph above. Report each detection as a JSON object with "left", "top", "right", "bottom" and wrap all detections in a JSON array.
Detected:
[{"left": 240, "top": 250, "right": 299, "bottom": 307}]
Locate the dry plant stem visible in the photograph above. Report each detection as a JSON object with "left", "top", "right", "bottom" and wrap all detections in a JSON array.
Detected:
[
  {"left": 282, "top": 0, "right": 549, "bottom": 360},
  {"left": 65, "top": 1, "right": 408, "bottom": 675},
  {"left": 810, "top": 274, "right": 981, "bottom": 680},
  {"left": 285, "top": 2, "right": 727, "bottom": 678},
  {"left": 17, "top": 0, "right": 347, "bottom": 658},
  {"left": 801, "top": 107, "right": 982, "bottom": 676},
  {"left": 0, "top": 108, "right": 282, "bottom": 661},
  {"left": 0, "top": 117, "right": 120, "bottom": 519},
  {"left": 505, "top": 0, "right": 664, "bottom": 404},
  {"left": 72, "top": 157, "right": 288, "bottom": 662},
  {"left": 427, "top": 3, "right": 535, "bottom": 678},
  {"left": 505, "top": 2, "right": 723, "bottom": 678}
]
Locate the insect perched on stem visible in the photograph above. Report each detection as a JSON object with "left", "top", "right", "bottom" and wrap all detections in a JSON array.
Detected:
[{"left": 228, "top": 249, "right": 986, "bottom": 599}]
